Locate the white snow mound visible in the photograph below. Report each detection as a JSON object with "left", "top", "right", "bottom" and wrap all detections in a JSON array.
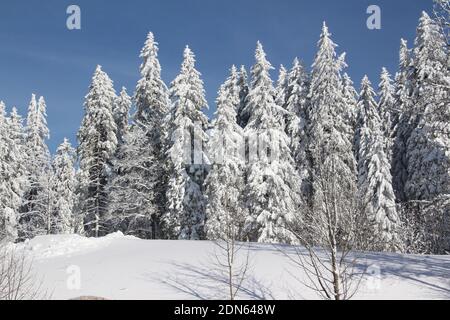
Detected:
[{"left": 17, "top": 232, "right": 136, "bottom": 259}]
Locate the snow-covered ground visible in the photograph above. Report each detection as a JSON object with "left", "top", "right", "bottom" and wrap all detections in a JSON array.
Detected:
[{"left": 13, "top": 233, "right": 450, "bottom": 300}]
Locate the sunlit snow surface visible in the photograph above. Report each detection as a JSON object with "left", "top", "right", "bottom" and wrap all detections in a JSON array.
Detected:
[{"left": 13, "top": 232, "right": 450, "bottom": 300}]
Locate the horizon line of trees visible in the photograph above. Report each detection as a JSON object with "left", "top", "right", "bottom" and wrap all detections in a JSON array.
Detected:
[{"left": 0, "top": 10, "right": 448, "bottom": 254}]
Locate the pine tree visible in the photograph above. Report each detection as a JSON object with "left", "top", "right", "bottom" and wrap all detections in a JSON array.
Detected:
[
  {"left": 20, "top": 95, "right": 52, "bottom": 239},
  {"left": 244, "top": 42, "right": 301, "bottom": 244},
  {"left": 0, "top": 102, "right": 23, "bottom": 241},
  {"left": 237, "top": 65, "right": 250, "bottom": 128},
  {"left": 77, "top": 66, "right": 118, "bottom": 237},
  {"left": 52, "top": 139, "right": 77, "bottom": 234},
  {"left": 205, "top": 66, "right": 247, "bottom": 240},
  {"left": 133, "top": 32, "right": 171, "bottom": 232},
  {"left": 306, "top": 23, "right": 358, "bottom": 244},
  {"left": 114, "top": 87, "right": 131, "bottom": 146},
  {"left": 378, "top": 68, "right": 396, "bottom": 159},
  {"left": 356, "top": 76, "right": 400, "bottom": 251},
  {"left": 165, "top": 46, "right": 209, "bottom": 240}
]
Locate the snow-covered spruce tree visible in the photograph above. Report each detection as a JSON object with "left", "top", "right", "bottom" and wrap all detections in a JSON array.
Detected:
[
  {"left": 282, "top": 25, "right": 365, "bottom": 298},
  {"left": 72, "top": 169, "right": 87, "bottom": 236},
  {"left": 244, "top": 42, "right": 301, "bottom": 244},
  {"left": 392, "top": 39, "right": 413, "bottom": 202},
  {"left": 8, "top": 107, "right": 27, "bottom": 165},
  {"left": 205, "top": 66, "right": 247, "bottom": 241},
  {"left": 20, "top": 95, "right": 52, "bottom": 239},
  {"left": 134, "top": 32, "right": 170, "bottom": 130},
  {"left": 355, "top": 76, "right": 401, "bottom": 251},
  {"left": 342, "top": 73, "right": 359, "bottom": 134},
  {"left": 433, "top": 0, "right": 449, "bottom": 46},
  {"left": 405, "top": 11, "right": 449, "bottom": 202},
  {"left": 378, "top": 68, "right": 396, "bottom": 160},
  {"left": 114, "top": 87, "right": 131, "bottom": 146},
  {"left": 108, "top": 87, "right": 132, "bottom": 230},
  {"left": 306, "top": 23, "right": 359, "bottom": 245},
  {"left": 7, "top": 107, "right": 27, "bottom": 225},
  {"left": 285, "top": 58, "right": 309, "bottom": 116},
  {"left": 51, "top": 139, "right": 77, "bottom": 234},
  {"left": 237, "top": 65, "right": 250, "bottom": 128},
  {"left": 285, "top": 58, "right": 309, "bottom": 171},
  {"left": 308, "top": 23, "right": 356, "bottom": 180},
  {"left": 165, "top": 46, "right": 209, "bottom": 240},
  {"left": 108, "top": 124, "right": 158, "bottom": 239},
  {"left": 335, "top": 55, "right": 356, "bottom": 149},
  {"left": 133, "top": 32, "right": 170, "bottom": 235},
  {"left": 108, "top": 33, "right": 169, "bottom": 239},
  {"left": 220, "top": 65, "right": 240, "bottom": 119},
  {"left": 403, "top": 12, "right": 449, "bottom": 253},
  {"left": 77, "top": 66, "right": 118, "bottom": 237},
  {"left": 240, "top": 60, "right": 290, "bottom": 135},
  {"left": 275, "top": 65, "right": 289, "bottom": 109},
  {"left": 0, "top": 103, "right": 22, "bottom": 241}
]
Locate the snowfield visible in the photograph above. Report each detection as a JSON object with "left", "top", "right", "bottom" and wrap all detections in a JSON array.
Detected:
[{"left": 13, "top": 232, "right": 450, "bottom": 300}]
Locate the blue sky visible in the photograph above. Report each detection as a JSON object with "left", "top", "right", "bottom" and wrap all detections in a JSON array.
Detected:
[{"left": 0, "top": 0, "right": 431, "bottom": 152}]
